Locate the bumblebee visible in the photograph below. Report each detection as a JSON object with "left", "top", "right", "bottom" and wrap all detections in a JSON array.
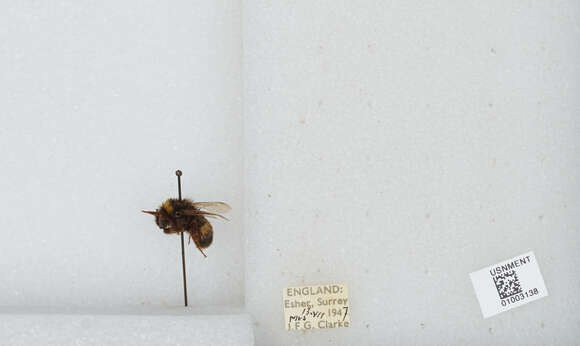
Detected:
[{"left": 142, "top": 199, "right": 230, "bottom": 257}]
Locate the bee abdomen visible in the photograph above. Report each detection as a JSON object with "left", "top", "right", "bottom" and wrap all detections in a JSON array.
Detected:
[{"left": 198, "top": 221, "right": 213, "bottom": 248}]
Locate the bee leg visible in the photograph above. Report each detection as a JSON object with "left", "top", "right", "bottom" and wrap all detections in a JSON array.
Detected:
[
  {"left": 190, "top": 232, "right": 207, "bottom": 258},
  {"left": 196, "top": 246, "right": 207, "bottom": 258}
]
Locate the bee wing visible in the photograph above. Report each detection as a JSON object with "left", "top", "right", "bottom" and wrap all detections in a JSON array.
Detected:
[
  {"left": 203, "top": 214, "right": 225, "bottom": 220},
  {"left": 182, "top": 209, "right": 230, "bottom": 221},
  {"left": 190, "top": 202, "right": 231, "bottom": 214}
]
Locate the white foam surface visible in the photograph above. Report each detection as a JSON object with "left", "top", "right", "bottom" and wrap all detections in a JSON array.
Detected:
[
  {"left": 243, "top": 1, "right": 580, "bottom": 344},
  {"left": 2, "top": 1, "right": 580, "bottom": 345},
  {"left": 0, "top": 1, "right": 244, "bottom": 308},
  {"left": 0, "top": 309, "right": 253, "bottom": 346}
]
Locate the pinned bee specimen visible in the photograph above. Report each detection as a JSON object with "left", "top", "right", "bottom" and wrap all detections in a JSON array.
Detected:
[{"left": 142, "top": 199, "right": 231, "bottom": 257}]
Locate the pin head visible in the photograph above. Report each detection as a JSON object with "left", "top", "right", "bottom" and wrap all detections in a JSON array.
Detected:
[{"left": 175, "top": 170, "right": 182, "bottom": 177}]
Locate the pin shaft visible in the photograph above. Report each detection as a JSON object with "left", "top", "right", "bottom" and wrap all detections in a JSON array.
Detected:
[{"left": 176, "top": 170, "right": 188, "bottom": 307}]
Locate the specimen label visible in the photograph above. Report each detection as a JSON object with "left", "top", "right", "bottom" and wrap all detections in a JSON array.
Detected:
[
  {"left": 283, "top": 283, "right": 350, "bottom": 331},
  {"left": 470, "top": 251, "right": 548, "bottom": 318}
]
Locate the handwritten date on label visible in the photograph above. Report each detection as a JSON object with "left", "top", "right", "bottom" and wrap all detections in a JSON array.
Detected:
[{"left": 283, "top": 284, "right": 350, "bottom": 331}]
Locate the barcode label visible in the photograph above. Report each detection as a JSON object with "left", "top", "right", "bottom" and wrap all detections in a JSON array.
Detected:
[{"left": 470, "top": 251, "right": 548, "bottom": 318}]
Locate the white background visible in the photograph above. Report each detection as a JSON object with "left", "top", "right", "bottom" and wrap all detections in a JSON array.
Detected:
[
  {"left": 244, "top": 1, "right": 579, "bottom": 345},
  {"left": 0, "top": 1, "right": 244, "bottom": 309},
  {"left": 1, "top": 1, "right": 579, "bottom": 345}
]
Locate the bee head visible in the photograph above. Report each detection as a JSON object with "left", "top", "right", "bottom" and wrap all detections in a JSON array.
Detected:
[{"left": 142, "top": 199, "right": 186, "bottom": 234}]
